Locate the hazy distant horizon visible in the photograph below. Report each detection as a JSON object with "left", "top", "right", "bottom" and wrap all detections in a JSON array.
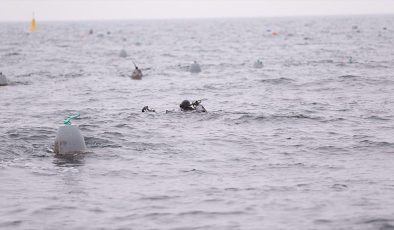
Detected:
[
  {"left": 1, "top": 0, "right": 394, "bottom": 22},
  {"left": 2, "top": 13, "right": 394, "bottom": 23}
]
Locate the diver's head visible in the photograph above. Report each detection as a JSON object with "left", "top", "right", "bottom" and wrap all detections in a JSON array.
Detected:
[{"left": 180, "top": 100, "right": 192, "bottom": 110}]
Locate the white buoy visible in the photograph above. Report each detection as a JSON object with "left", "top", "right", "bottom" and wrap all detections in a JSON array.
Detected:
[
  {"left": 54, "top": 125, "right": 86, "bottom": 155},
  {"left": 0, "top": 72, "right": 7, "bottom": 86},
  {"left": 119, "top": 49, "right": 127, "bottom": 58},
  {"left": 189, "top": 61, "right": 201, "bottom": 73},
  {"left": 253, "top": 60, "right": 263, "bottom": 68}
]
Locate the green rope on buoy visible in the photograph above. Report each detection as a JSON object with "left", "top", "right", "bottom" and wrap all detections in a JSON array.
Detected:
[{"left": 63, "top": 113, "right": 80, "bottom": 125}]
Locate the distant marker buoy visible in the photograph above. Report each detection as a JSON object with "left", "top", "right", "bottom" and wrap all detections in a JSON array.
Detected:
[
  {"left": 54, "top": 113, "right": 86, "bottom": 155},
  {"left": 130, "top": 59, "right": 143, "bottom": 80},
  {"left": 119, "top": 49, "right": 127, "bottom": 58},
  {"left": 272, "top": 32, "right": 278, "bottom": 36},
  {"left": 348, "top": 56, "right": 353, "bottom": 64},
  {"left": 0, "top": 72, "right": 7, "bottom": 86},
  {"left": 89, "top": 29, "right": 94, "bottom": 35},
  {"left": 253, "top": 60, "right": 263, "bottom": 68},
  {"left": 189, "top": 61, "right": 201, "bottom": 73},
  {"left": 30, "top": 12, "right": 37, "bottom": 33},
  {"left": 131, "top": 67, "right": 143, "bottom": 80}
]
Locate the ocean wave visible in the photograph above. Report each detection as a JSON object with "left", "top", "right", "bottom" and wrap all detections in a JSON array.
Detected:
[
  {"left": 360, "top": 218, "right": 394, "bottom": 230},
  {"left": 338, "top": 74, "right": 361, "bottom": 79},
  {"left": 359, "top": 140, "right": 394, "bottom": 148},
  {"left": 58, "top": 72, "right": 84, "bottom": 79},
  {"left": 78, "top": 124, "right": 100, "bottom": 132},
  {"left": 139, "top": 195, "right": 179, "bottom": 201},
  {"left": 6, "top": 127, "right": 56, "bottom": 141},
  {"left": 4, "top": 52, "right": 21, "bottom": 56},
  {"left": 230, "top": 112, "right": 321, "bottom": 124},
  {"left": 231, "top": 114, "right": 265, "bottom": 124},
  {"left": 102, "top": 131, "right": 124, "bottom": 138},
  {"left": 7, "top": 81, "right": 32, "bottom": 86},
  {"left": 177, "top": 210, "right": 245, "bottom": 217},
  {"left": 84, "top": 136, "right": 122, "bottom": 148},
  {"left": 0, "top": 148, "right": 23, "bottom": 161},
  {"left": 52, "top": 153, "right": 87, "bottom": 167},
  {"left": 307, "top": 59, "right": 335, "bottom": 65},
  {"left": 260, "top": 77, "right": 295, "bottom": 84},
  {"left": 0, "top": 220, "right": 23, "bottom": 228},
  {"left": 331, "top": 184, "right": 348, "bottom": 191},
  {"left": 363, "top": 115, "right": 391, "bottom": 121}
]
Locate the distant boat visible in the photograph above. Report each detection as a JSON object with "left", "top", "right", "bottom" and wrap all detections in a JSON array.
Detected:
[{"left": 30, "top": 13, "right": 37, "bottom": 32}]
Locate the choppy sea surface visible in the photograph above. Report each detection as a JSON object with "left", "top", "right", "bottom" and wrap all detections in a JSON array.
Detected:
[{"left": 1, "top": 15, "right": 394, "bottom": 230}]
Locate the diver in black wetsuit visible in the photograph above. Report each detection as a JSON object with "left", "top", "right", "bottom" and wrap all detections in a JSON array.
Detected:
[
  {"left": 141, "top": 100, "right": 206, "bottom": 113},
  {"left": 179, "top": 100, "right": 195, "bottom": 111},
  {"left": 180, "top": 100, "right": 207, "bottom": 112}
]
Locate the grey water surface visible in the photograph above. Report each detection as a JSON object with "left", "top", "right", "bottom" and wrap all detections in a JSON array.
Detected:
[{"left": 0, "top": 15, "right": 394, "bottom": 230}]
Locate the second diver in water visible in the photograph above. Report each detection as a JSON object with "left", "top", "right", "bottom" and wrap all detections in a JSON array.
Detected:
[{"left": 142, "top": 106, "right": 155, "bottom": 112}]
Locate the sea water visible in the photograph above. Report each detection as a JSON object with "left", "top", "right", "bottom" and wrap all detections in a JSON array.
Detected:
[{"left": 0, "top": 16, "right": 394, "bottom": 229}]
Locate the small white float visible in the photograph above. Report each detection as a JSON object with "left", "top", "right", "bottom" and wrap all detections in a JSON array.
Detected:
[
  {"left": 189, "top": 61, "right": 201, "bottom": 73},
  {"left": 0, "top": 72, "right": 8, "bottom": 86},
  {"left": 253, "top": 60, "right": 263, "bottom": 68},
  {"left": 119, "top": 49, "right": 127, "bottom": 58}
]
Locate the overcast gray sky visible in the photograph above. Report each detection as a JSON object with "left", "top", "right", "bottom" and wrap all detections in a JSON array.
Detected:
[{"left": 1, "top": 0, "right": 394, "bottom": 21}]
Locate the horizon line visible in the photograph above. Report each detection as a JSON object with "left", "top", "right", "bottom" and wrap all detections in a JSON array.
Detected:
[{"left": 1, "top": 12, "right": 393, "bottom": 23}]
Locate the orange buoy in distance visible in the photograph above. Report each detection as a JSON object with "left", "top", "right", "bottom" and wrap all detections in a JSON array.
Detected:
[{"left": 30, "top": 12, "right": 37, "bottom": 32}]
